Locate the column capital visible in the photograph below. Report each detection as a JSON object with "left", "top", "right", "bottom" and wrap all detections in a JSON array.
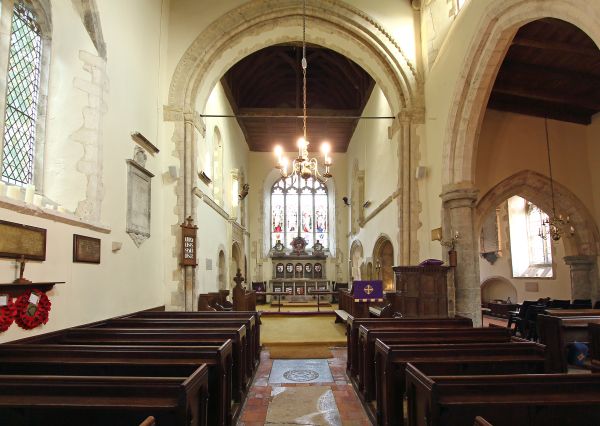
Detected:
[
  {"left": 440, "top": 185, "right": 479, "bottom": 207},
  {"left": 564, "top": 255, "right": 597, "bottom": 267}
]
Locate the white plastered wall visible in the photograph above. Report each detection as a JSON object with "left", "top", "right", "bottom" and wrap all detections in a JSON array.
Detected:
[
  {"left": 345, "top": 86, "right": 400, "bottom": 265},
  {"left": 0, "top": 0, "right": 167, "bottom": 343}
]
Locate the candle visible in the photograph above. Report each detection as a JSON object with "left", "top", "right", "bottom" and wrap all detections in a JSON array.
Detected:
[
  {"left": 33, "top": 194, "right": 43, "bottom": 206},
  {"left": 6, "top": 185, "right": 21, "bottom": 200},
  {"left": 24, "top": 184, "right": 35, "bottom": 204}
]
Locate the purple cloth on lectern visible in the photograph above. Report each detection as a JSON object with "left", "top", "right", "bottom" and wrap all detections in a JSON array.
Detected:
[{"left": 352, "top": 280, "right": 383, "bottom": 300}]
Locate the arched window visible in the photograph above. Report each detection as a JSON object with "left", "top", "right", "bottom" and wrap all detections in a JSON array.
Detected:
[
  {"left": 508, "top": 196, "right": 553, "bottom": 278},
  {"left": 1, "top": 1, "right": 44, "bottom": 186},
  {"left": 271, "top": 176, "right": 328, "bottom": 250}
]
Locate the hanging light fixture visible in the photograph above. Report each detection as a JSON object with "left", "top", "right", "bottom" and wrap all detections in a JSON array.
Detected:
[
  {"left": 273, "top": 0, "right": 332, "bottom": 182},
  {"left": 538, "top": 117, "right": 575, "bottom": 241}
]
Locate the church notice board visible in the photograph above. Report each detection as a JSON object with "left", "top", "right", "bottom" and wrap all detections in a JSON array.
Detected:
[{"left": 0, "top": 220, "right": 46, "bottom": 261}]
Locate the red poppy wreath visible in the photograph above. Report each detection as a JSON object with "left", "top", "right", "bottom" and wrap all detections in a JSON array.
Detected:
[
  {"left": 15, "top": 289, "right": 51, "bottom": 330},
  {"left": 0, "top": 297, "right": 16, "bottom": 332}
]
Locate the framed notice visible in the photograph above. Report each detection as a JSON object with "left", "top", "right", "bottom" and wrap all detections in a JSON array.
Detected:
[
  {"left": 73, "top": 234, "right": 101, "bottom": 264},
  {"left": 0, "top": 220, "right": 46, "bottom": 261}
]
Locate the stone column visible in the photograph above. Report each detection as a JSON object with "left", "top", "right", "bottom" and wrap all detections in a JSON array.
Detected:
[
  {"left": 183, "top": 115, "right": 195, "bottom": 311},
  {"left": 563, "top": 255, "right": 597, "bottom": 301},
  {"left": 441, "top": 186, "right": 481, "bottom": 325}
]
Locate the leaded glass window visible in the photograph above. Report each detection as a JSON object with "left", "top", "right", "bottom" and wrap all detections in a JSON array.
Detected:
[
  {"left": 271, "top": 176, "right": 328, "bottom": 250},
  {"left": 1, "top": 1, "right": 43, "bottom": 186}
]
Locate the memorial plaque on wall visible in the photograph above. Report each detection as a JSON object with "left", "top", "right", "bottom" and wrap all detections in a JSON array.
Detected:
[
  {"left": 276, "top": 263, "right": 285, "bottom": 278},
  {"left": 126, "top": 158, "right": 154, "bottom": 247},
  {"left": 314, "top": 262, "right": 323, "bottom": 278},
  {"left": 0, "top": 220, "right": 46, "bottom": 261},
  {"left": 73, "top": 234, "right": 101, "bottom": 264}
]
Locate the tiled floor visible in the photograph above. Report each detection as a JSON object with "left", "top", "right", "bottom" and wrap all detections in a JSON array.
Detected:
[{"left": 238, "top": 348, "right": 371, "bottom": 426}]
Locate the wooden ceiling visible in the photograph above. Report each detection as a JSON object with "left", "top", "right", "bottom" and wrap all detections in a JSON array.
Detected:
[
  {"left": 221, "top": 44, "right": 374, "bottom": 152},
  {"left": 488, "top": 18, "right": 600, "bottom": 124}
]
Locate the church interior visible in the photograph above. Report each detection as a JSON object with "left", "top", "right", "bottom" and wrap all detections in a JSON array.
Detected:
[{"left": 1, "top": 0, "right": 600, "bottom": 425}]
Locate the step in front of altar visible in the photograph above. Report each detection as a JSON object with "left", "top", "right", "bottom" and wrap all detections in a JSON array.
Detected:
[{"left": 270, "top": 300, "right": 332, "bottom": 308}]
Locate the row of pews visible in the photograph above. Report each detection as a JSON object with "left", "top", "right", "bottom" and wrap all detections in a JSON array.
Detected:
[
  {"left": 346, "top": 314, "right": 600, "bottom": 426},
  {"left": 0, "top": 309, "right": 261, "bottom": 426}
]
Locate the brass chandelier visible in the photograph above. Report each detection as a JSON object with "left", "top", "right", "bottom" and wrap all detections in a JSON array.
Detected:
[
  {"left": 538, "top": 118, "right": 575, "bottom": 241},
  {"left": 273, "top": 0, "right": 332, "bottom": 182}
]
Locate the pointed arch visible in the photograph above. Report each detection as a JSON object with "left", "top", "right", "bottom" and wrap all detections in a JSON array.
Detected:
[{"left": 475, "top": 170, "right": 600, "bottom": 257}]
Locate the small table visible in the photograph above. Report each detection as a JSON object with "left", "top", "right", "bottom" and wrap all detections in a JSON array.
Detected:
[{"left": 308, "top": 290, "right": 336, "bottom": 312}]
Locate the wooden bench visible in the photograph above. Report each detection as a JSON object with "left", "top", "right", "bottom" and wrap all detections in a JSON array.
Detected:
[
  {"left": 374, "top": 340, "right": 546, "bottom": 426},
  {"left": 537, "top": 314, "right": 600, "bottom": 372},
  {"left": 474, "top": 417, "right": 493, "bottom": 426},
  {"left": 0, "top": 342, "right": 235, "bottom": 426},
  {"left": 356, "top": 326, "right": 516, "bottom": 402},
  {"left": 124, "top": 311, "right": 261, "bottom": 364},
  {"left": 100, "top": 318, "right": 256, "bottom": 377},
  {"left": 345, "top": 316, "right": 473, "bottom": 376},
  {"left": 38, "top": 327, "right": 249, "bottom": 402},
  {"left": 405, "top": 364, "right": 600, "bottom": 426},
  {"left": 334, "top": 309, "right": 349, "bottom": 323},
  {"left": 590, "top": 322, "right": 600, "bottom": 372},
  {"left": 0, "top": 365, "right": 209, "bottom": 426}
]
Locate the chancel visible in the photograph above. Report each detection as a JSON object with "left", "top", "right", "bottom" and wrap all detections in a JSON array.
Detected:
[{"left": 1, "top": 0, "right": 600, "bottom": 425}]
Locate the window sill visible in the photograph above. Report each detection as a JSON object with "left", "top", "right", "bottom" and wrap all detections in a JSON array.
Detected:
[{"left": 0, "top": 195, "right": 111, "bottom": 234}]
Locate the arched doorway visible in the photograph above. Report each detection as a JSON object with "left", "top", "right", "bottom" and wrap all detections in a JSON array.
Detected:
[
  {"left": 217, "top": 250, "right": 226, "bottom": 290},
  {"left": 373, "top": 236, "right": 395, "bottom": 291},
  {"left": 231, "top": 242, "right": 242, "bottom": 289}
]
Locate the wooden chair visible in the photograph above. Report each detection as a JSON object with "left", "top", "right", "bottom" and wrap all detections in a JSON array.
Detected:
[
  {"left": 508, "top": 300, "right": 535, "bottom": 336},
  {"left": 570, "top": 299, "right": 592, "bottom": 309},
  {"left": 548, "top": 299, "right": 570, "bottom": 309}
]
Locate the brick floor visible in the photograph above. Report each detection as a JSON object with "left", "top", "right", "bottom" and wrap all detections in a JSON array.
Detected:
[{"left": 237, "top": 346, "right": 371, "bottom": 425}]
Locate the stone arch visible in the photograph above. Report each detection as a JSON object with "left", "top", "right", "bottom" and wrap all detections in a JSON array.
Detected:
[
  {"left": 168, "top": 0, "right": 419, "bottom": 117},
  {"left": 217, "top": 250, "right": 226, "bottom": 290},
  {"left": 442, "top": 0, "right": 600, "bottom": 188},
  {"left": 231, "top": 242, "right": 242, "bottom": 290},
  {"left": 349, "top": 239, "right": 364, "bottom": 281},
  {"left": 373, "top": 234, "right": 395, "bottom": 290},
  {"left": 476, "top": 170, "right": 600, "bottom": 257},
  {"left": 481, "top": 276, "right": 518, "bottom": 303}
]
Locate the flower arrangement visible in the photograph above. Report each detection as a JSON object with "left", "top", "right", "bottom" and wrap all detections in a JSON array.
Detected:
[{"left": 440, "top": 230, "right": 460, "bottom": 251}]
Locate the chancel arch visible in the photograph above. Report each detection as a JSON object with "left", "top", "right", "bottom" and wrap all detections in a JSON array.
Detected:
[{"left": 373, "top": 235, "right": 395, "bottom": 291}]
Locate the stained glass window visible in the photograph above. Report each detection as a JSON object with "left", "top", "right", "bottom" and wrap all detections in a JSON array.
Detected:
[
  {"left": 1, "top": 2, "right": 43, "bottom": 186},
  {"left": 271, "top": 176, "right": 328, "bottom": 251}
]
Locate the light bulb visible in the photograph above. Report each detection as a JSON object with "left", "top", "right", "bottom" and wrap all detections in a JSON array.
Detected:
[
  {"left": 297, "top": 138, "right": 306, "bottom": 150},
  {"left": 274, "top": 145, "right": 283, "bottom": 158},
  {"left": 320, "top": 142, "right": 331, "bottom": 155}
]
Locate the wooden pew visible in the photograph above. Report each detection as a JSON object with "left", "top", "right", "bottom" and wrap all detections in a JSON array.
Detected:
[
  {"left": 36, "top": 327, "right": 249, "bottom": 402},
  {"left": 345, "top": 316, "right": 473, "bottom": 376},
  {"left": 537, "top": 314, "right": 600, "bottom": 372},
  {"left": 98, "top": 318, "right": 256, "bottom": 377},
  {"left": 0, "top": 365, "right": 209, "bottom": 426},
  {"left": 405, "top": 364, "right": 600, "bottom": 426},
  {"left": 0, "top": 343, "right": 235, "bottom": 426},
  {"left": 590, "top": 322, "right": 600, "bottom": 372},
  {"left": 357, "top": 326, "right": 515, "bottom": 402},
  {"left": 374, "top": 341, "right": 546, "bottom": 426},
  {"left": 121, "top": 311, "right": 261, "bottom": 365}
]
